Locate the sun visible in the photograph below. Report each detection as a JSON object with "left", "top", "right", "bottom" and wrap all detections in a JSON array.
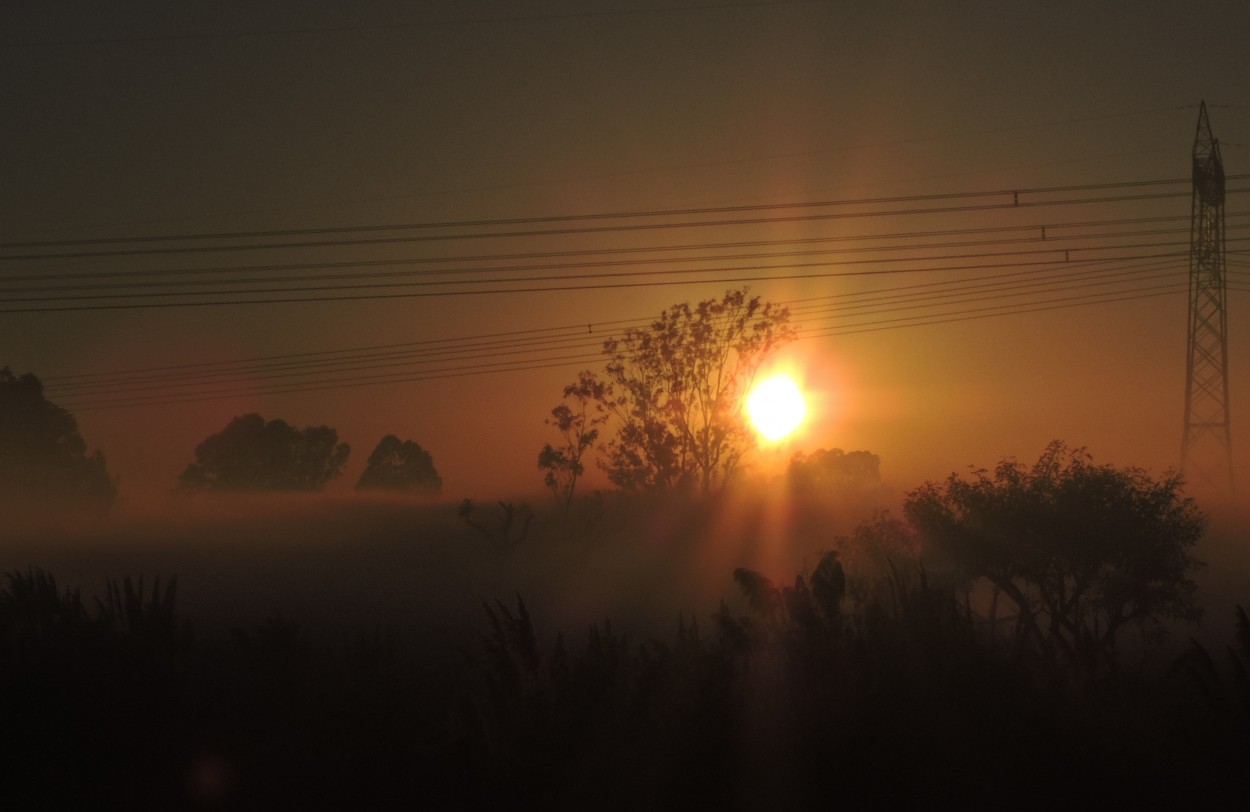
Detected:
[{"left": 746, "top": 374, "right": 808, "bottom": 442}]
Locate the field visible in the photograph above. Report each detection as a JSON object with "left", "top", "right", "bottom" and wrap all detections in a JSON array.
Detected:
[{"left": 3, "top": 492, "right": 1248, "bottom": 808}]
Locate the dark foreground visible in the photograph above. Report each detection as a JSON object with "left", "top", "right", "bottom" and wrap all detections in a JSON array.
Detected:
[{"left": 3, "top": 497, "right": 1248, "bottom": 809}]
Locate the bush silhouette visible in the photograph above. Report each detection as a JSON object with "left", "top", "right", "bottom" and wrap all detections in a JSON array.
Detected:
[{"left": 905, "top": 441, "right": 1204, "bottom": 676}]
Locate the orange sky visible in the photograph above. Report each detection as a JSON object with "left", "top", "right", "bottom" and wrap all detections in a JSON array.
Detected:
[{"left": 3, "top": 1, "right": 1249, "bottom": 506}]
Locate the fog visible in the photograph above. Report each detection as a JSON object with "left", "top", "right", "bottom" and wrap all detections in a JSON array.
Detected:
[
  {"left": 5, "top": 488, "right": 870, "bottom": 630},
  {"left": 7, "top": 480, "right": 1247, "bottom": 661},
  {"left": 6, "top": 469, "right": 1250, "bottom": 806}
]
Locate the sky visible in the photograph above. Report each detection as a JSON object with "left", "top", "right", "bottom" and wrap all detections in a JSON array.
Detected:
[{"left": 3, "top": 0, "right": 1250, "bottom": 505}]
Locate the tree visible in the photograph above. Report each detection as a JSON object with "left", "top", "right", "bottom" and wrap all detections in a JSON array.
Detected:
[
  {"left": 786, "top": 449, "right": 891, "bottom": 555},
  {"left": 788, "top": 448, "right": 883, "bottom": 495},
  {"left": 355, "top": 435, "right": 442, "bottom": 494},
  {"left": 537, "top": 371, "right": 606, "bottom": 508},
  {"left": 177, "top": 413, "right": 349, "bottom": 492},
  {"left": 903, "top": 441, "right": 1204, "bottom": 674},
  {"left": 0, "top": 368, "right": 116, "bottom": 514},
  {"left": 563, "top": 288, "right": 794, "bottom": 494}
]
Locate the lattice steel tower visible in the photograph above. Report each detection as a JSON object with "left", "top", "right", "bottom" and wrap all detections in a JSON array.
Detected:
[{"left": 1181, "top": 101, "right": 1234, "bottom": 492}]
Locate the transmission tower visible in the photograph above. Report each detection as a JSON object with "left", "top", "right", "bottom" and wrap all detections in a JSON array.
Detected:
[{"left": 1181, "top": 101, "right": 1235, "bottom": 493}]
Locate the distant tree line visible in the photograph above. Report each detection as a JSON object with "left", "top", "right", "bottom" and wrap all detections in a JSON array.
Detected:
[
  {"left": 0, "top": 369, "right": 444, "bottom": 508},
  {"left": 177, "top": 416, "right": 443, "bottom": 495},
  {"left": 177, "top": 414, "right": 351, "bottom": 492}
]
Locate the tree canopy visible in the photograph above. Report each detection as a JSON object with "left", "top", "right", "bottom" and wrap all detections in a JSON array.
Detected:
[
  {"left": 177, "top": 413, "right": 349, "bottom": 492},
  {"left": 903, "top": 441, "right": 1204, "bottom": 673},
  {"left": 788, "top": 448, "right": 882, "bottom": 495},
  {"left": 537, "top": 371, "right": 606, "bottom": 507},
  {"left": 550, "top": 288, "right": 793, "bottom": 495},
  {"left": 355, "top": 435, "right": 442, "bottom": 494},
  {"left": 0, "top": 368, "right": 116, "bottom": 514}
]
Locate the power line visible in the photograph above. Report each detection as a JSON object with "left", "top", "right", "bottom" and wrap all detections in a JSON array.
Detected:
[
  {"left": 0, "top": 248, "right": 1192, "bottom": 314},
  {"left": 51, "top": 261, "right": 1166, "bottom": 396},
  {"left": 38, "top": 320, "right": 637, "bottom": 383},
  {"left": 53, "top": 281, "right": 1185, "bottom": 411},
  {"left": 9, "top": 179, "right": 1229, "bottom": 310},
  {"left": 8, "top": 220, "right": 1245, "bottom": 294},
  {"left": 13, "top": 210, "right": 1243, "bottom": 286},
  {"left": 1, "top": 235, "right": 1218, "bottom": 301},
  {"left": 47, "top": 260, "right": 1170, "bottom": 398},
  {"left": 41, "top": 254, "right": 1186, "bottom": 390},
  {"left": 17, "top": 169, "right": 1227, "bottom": 411},
  {"left": 0, "top": 176, "right": 1207, "bottom": 250},
  {"left": 49, "top": 258, "right": 1185, "bottom": 409},
  {"left": 809, "top": 286, "right": 1183, "bottom": 339},
  {"left": 7, "top": 182, "right": 1245, "bottom": 263}
]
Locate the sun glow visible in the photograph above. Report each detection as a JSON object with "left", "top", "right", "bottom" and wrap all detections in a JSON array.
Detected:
[{"left": 746, "top": 374, "right": 808, "bottom": 442}]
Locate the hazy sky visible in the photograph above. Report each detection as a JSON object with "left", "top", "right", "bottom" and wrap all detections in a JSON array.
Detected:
[{"left": 3, "top": 0, "right": 1249, "bottom": 503}]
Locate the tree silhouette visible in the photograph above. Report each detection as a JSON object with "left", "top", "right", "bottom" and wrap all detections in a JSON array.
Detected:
[
  {"left": 904, "top": 441, "right": 1204, "bottom": 675},
  {"left": 556, "top": 288, "right": 794, "bottom": 494},
  {"left": 0, "top": 368, "right": 116, "bottom": 514},
  {"left": 789, "top": 448, "right": 883, "bottom": 495},
  {"left": 537, "top": 371, "right": 606, "bottom": 507},
  {"left": 177, "top": 413, "right": 349, "bottom": 492},
  {"left": 355, "top": 435, "right": 442, "bottom": 494}
]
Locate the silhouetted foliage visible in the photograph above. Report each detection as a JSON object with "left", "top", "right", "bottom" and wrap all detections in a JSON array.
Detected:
[
  {"left": 458, "top": 498, "right": 534, "bottom": 550},
  {"left": 0, "top": 566, "right": 198, "bottom": 805},
  {"left": 177, "top": 413, "right": 349, "bottom": 492},
  {"left": 0, "top": 566, "right": 189, "bottom": 655},
  {"left": 1174, "top": 604, "right": 1250, "bottom": 725},
  {"left": 905, "top": 441, "right": 1204, "bottom": 676},
  {"left": 733, "top": 551, "right": 847, "bottom": 634},
  {"left": 0, "top": 368, "right": 116, "bottom": 514},
  {"left": 0, "top": 566, "right": 89, "bottom": 645},
  {"left": 95, "top": 575, "right": 192, "bottom": 656},
  {"left": 355, "top": 434, "right": 442, "bottom": 494},
  {"left": 456, "top": 594, "right": 736, "bottom": 805},
  {"left": 784, "top": 449, "right": 892, "bottom": 552},
  {"left": 809, "top": 550, "right": 848, "bottom": 621},
  {"left": 537, "top": 371, "right": 607, "bottom": 508},
  {"left": 827, "top": 510, "right": 930, "bottom": 607},
  {"left": 732, "top": 552, "right": 966, "bottom": 659},
  {"left": 3, "top": 556, "right": 1248, "bottom": 807},
  {"left": 732, "top": 567, "right": 784, "bottom": 618},
  {"left": 555, "top": 288, "right": 794, "bottom": 495},
  {"left": 788, "top": 447, "right": 882, "bottom": 495}
]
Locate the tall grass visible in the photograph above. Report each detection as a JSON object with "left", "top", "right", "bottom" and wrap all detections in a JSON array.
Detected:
[{"left": 1, "top": 491, "right": 1247, "bottom": 807}]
